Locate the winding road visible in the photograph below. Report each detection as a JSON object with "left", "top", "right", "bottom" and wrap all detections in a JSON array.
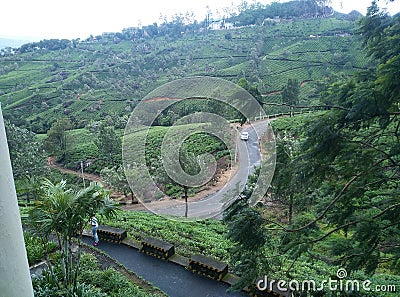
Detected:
[
  {"left": 49, "top": 119, "right": 272, "bottom": 219},
  {"left": 153, "top": 120, "right": 272, "bottom": 219},
  {"left": 78, "top": 120, "right": 271, "bottom": 294},
  {"left": 78, "top": 122, "right": 270, "bottom": 295}
]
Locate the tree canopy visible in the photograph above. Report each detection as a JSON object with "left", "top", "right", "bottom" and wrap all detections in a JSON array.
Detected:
[
  {"left": 28, "top": 180, "right": 118, "bottom": 294},
  {"left": 44, "top": 118, "right": 72, "bottom": 161},
  {"left": 5, "top": 120, "right": 46, "bottom": 179},
  {"left": 279, "top": 2, "right": 400, "bottom": 274},
  {"left": 224, "top": 4, "right": 400, "bottom": 292},
  {"left": 290, "top": 5, "right": 400, "bottom": 273}
]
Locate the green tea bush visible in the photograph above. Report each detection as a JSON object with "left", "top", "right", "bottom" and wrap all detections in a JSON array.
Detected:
[{"left": 102, "top": 210, "right": 232, "bottom": 261}]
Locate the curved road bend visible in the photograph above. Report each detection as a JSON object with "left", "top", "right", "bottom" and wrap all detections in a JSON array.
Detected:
[
  {"left": 154, "top": 120, "right": 271, "bottom": 219},
  {"left": 82, "top": 237, "right": 246, "bottom": 297}
]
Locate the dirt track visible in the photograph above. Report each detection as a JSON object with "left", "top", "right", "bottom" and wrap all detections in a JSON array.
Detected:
[{"left": 48, "top": 157, "right": 238, "bottom": 210}]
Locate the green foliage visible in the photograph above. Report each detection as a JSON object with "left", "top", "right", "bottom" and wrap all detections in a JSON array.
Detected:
[
  {"left": 64, "top": 128, "right": 98, "bottom": 167},
  {"left": 225, "top": 9, "right": 400, "bottom": 294},
  {"left": 286, "top": 10, "right": 400, "bottom": 274},
  {"left": 5, "top": 120, "right": 47, "bottom": 178},
  {"left": 228, "top": 0, "right": 333, "bottom": 26},
  {"left": 0, "top": 14, "right": 366, "bottom": 132},
  {"left": 252, "top": 11, "right": 400, "bottom": 281},
  {"left": 281, "top": 78, "right": 300, "bottom": 116},
  {"left": 95, "top": 123, "right": 121, "bottom": 167},
  {"left": 102, "top": 210, "right": 231, "bottom": 261},
  {"left": 28, "top": 179, "right": 119, "bottom": 294},
  {"left": 44, "top": 118, "right": 72, "bottom": 160},
  {"left": 32, "top": 270, "right": 63, "bottom": 297},
  {"left": 33, "top": 253, "right": 165, "bottom": 297},
  {"left": 47, "top": 168, "right": 87, "bottom": 189},
  {"left": 16, "top": 174, "right": 44, "bottom": 204},
  {"left": 77, "top": 253, "right": 165, "bottom": 297},
  {"left": 224, "top": 145, "right": 400, "bottom": 295},
  {"left": 45, "top": 125, "right": 117, "bottom": 172},
  {"left": 222, "top": 168, "right": 285, "bottom": 291},
  {"left": 24, "top": 231, "right": 57, "bottom": 266},
  {"left": 140, "top": 124, "right": 229, "bottom": 197},
  {"left": 271, "top": 130, "right": 302, "bottom": 224},
  {"left": 224, "top": 195, "right": 267, "bottom": 290},
  {"left": 100, "top": 166, "right": 133, "bottom": 201}
]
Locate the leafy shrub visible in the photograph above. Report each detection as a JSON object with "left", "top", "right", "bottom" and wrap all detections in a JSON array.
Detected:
[
  {"left": 24, "top": 231, "right": 57, "bottom": 266},
  {"left": 78, "top": 253, "right": 165, "bottom": 297},
  {"left": 165, "top": 183, "right": 183, "bottom": 197},
  {"left": 32, "top": 270, "right": 60, "bottom": 297},
  {"left": 33, "top": 271, "right": 107, "bottom": 297},
  {"left": 33, "top": 253, "right": 165, "bottom": 297}
]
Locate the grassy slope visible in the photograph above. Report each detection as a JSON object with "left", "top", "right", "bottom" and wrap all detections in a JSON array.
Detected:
[
  {"left": 55, "top": 123, "right": 228, "bottom": 172},
  {"left": 0, "top": 17, "right": 366, "bottom": 132}
]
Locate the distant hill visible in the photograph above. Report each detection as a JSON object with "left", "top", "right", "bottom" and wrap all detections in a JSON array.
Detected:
[
  {"left": 0, "top": 38, "right": 31, "bottom": 49},
  {"left": 0, "top": 3, "right": 371, "bottom": 133}
]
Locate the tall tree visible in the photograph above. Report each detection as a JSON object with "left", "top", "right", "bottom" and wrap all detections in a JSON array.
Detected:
[
  {"left": 45, "top": 118, "right": 71, "bottom": 161},
  {"left": 101, "top": 166, "right": 136, "bottom": 204},
  {"left": 223, "top": 168, "right": 275, "bottom": 292},
  {"left": 179, "top": 147, "right": 200, "bottom": 217},
  {"left": 95, "top": 123, "right": 122, "bottom": 168},
  {"left": 237, "top": 77, "right": 263, "bottom": 124},
  {"left": 224, "top": 5, "right": 400, "bottom": 291},
  {"left": 277, "top": 7, "right": 400, "bottom": 274},
  {"left": 271, "top": 131, "right": 302, "bottom": 224},
  {"left": 237, "top": 77, "right": 263, "bottom": 105},
  {"left": 281, "top": 78, "right": 299, "bottom": 117},
  {"left": 224, "top": 198, "right": 266, "bottom": 291},
  {"left": 28, "top": 180, "right": 118, "bottom": 294}
]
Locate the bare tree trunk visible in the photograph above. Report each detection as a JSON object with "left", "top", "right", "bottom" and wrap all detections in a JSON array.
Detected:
[
  {"left": 184, "top": 186, "right": 188, "bottom": 218},
  {"left": 131, "top": 190, "right": 137, "bottom": 204},
  {"left": 288, "top": 193, "right": 294, "bottom": 225}
]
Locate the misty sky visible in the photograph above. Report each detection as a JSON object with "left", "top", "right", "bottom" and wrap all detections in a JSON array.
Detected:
[{"left": 1, "top": 0, "right": 399, "bottom": 41}]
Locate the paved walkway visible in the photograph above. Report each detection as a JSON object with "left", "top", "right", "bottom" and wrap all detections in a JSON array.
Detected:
[{"left": 82, "top": 237, "right": 246, "bottom": 297}]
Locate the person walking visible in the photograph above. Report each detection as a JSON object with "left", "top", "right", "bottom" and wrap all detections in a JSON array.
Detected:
[{"left": 89, "top": 214, "right": 99, "bottom": 246}]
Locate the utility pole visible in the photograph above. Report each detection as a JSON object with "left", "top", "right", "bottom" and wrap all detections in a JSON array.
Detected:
[
  {"left": 234, "top": 130, "right": 238, "bottom": 163},
  {"left": 80, "top": 160, "right": 86, "bottom": 188},
  {"left": 0, "top": 104, "right": 34, "bottom": 296}
]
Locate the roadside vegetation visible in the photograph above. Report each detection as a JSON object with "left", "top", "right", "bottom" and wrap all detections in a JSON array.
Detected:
[
  {"left": 32, "top": 249, "right": 166, "bottom": 297},
  {"left": 222, "top": 3, "right": 400, "bottom": 295},
  {"left": 3, "top": 0, "right": 399, "bottom": 295},
  {"left": 102, "top": 210, "right": 231, "bottom": 261}
]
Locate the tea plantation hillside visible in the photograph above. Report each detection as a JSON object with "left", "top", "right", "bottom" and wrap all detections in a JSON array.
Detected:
[{"left": 0, "top": 14, "right": 369, "bottom": 133}]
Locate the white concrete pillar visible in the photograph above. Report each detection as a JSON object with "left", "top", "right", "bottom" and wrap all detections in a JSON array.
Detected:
[{"left": 0, "top": 104, "right": 34, "bottom": 296}]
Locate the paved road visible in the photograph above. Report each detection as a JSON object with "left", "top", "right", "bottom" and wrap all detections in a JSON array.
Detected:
[
  {"left": 154, "top": 120, "right": 271, "bottom": 219},
  {"left": 82, "top": 237, "right": 246, "bottom": 297}
]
